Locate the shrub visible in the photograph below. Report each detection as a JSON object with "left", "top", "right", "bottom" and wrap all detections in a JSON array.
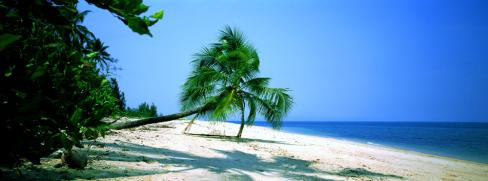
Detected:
[{"left": 0, "top": 0, "right": 162, "bottom": 166}]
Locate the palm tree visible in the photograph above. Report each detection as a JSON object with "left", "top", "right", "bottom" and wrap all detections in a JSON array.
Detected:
[
  {"left": 181, "top": 26, "right": 293, "bottom": 138},
  {"left": 110, "top": 27, "right": 293, "bottom": 134}
]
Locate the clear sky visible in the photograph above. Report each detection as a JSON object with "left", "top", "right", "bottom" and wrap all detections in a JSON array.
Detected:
[{"left": 79, "top": 0, "right": 488, "bottom": 122}]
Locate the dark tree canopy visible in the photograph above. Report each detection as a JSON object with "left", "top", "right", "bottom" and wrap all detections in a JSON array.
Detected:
[
  {"left": 0, "top": 0, "right": 162, "bottom": 166},
  {"left": 109, "top": 78, "right": 127, "bottom": 111}
]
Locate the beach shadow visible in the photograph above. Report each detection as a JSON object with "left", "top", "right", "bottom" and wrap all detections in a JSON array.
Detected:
[
  {"left": 0, "top": 162, "right": 163, "bottom": 180},
  {"left": 336, "top": 168, "right": 403, "bottom": 179},
  {"left": 92, "top": 141, "right": 402, "bottom": 180},
  {"left": 3, "top": 141, "right": 403, "bottom": 180},
  {"left": 98, "top": 141, "right": 332, "bottom": 180},
  {"left": 185, "top": 133, "right": 292, "bottom": 145}
]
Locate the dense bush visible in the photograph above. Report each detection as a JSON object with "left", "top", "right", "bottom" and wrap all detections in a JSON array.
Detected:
[{"left": 0, "top": 0, "right": 162, "bottom": 166}]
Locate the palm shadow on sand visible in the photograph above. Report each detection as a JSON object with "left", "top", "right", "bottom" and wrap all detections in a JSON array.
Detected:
[
  {"left": 184, "top": 133, "right": 293, "bottom": 145},
  {"left": 4, "top": 141, "right": 403, "bottom": 181}
]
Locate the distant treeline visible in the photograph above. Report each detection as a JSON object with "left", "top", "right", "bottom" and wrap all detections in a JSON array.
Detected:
[
  {"left": 108, "top": 78, "right": 159, "bottom": 118},
  {"left": 124, "top": 103, "right": 159, "bottom": 118}
]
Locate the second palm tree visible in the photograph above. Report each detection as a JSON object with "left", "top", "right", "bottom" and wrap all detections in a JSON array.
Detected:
[{"left": 181, "top": 26, "right": 293, "bottom": 138}]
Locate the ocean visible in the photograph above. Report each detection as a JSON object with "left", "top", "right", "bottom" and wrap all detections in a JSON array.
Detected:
[{"left": 246, "top": 121, "right": 488, "bottom": 164}]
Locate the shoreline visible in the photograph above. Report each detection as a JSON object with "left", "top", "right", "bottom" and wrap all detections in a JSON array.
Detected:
[
  {"left": 241, "top": 121, "right": 488, "bottom": 166},
  {"left": 280, "top": 127, "right": 488, "bottom": 167},
  {"left": 6, "top": 119, "right": 488, "bottom": 180}
]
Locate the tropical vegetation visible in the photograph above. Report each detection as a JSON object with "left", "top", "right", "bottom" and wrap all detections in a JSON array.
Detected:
[
  {"left": 111, "top": 27, "right": 293, "bottom": 138},
  {"left": 0, "top": 0, "right": 162, "bottom": 166},
  {"left": 180, "top": 27, "right": 293, "bottom": 138},
  {"left": 0, "top": 0, "right": 292, "bottom": 169},
  {"left": 125, "top": 102, "right": 159, "bottom": 118}
]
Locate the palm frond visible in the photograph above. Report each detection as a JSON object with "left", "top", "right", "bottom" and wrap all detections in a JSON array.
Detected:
[
  {"left": 209, "top": 89, "right": 240, "bottom": 121},
  {"left": 219, "top": 26, "right": 246, "bottom": 50},
  {"left": 192, "top": 47, "right": 224, "bottom": 71},
  {"left": 243, "top": 77, "right": 270, "bottom": 94},
  {"left": 245, "top": 97, "right": 257, "bottom": 126},
  {"left": 180, "top": 84, "right": 216, "bottom": 111},
  {"left": 180, "top": 67, "right": 226, "bottom": 111},
  {"left": 247, "top": 87, "right": 293, "bottom": 129},
  {"left": 229, "top": 46, "right": 260, "bottom": 84}
]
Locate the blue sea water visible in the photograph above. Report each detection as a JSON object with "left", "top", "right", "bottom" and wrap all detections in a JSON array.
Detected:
[{"left": 246, "top": 121, "right": 488, "bottom": 164}]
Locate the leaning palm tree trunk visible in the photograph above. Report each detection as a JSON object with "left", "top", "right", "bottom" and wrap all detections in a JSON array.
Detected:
[
  {"left": 183, "top": 113, "right": 199, "bottom": 134},
  {"left": 236, "top": 118, "right": 245, "bottom": 138},
  {"left": 236, "top": 102, "right": 246, "bottom": 138},
  {"left": 110, "top": 106, "right": 206, "bottom": 130}
]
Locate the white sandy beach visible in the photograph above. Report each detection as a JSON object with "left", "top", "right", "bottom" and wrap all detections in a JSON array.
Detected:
[{"left": 10, "top": 119, "right": 488, "bottom": 180}]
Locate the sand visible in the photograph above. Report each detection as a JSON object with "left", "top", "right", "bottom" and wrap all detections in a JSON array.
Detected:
[{"left": 5, "top": 120, "right": 488, "bottom": 180}]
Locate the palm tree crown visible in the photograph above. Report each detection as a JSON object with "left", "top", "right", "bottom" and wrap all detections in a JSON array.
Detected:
[{"left": 180, "top": 26, "right": 293, "bottom": 137}]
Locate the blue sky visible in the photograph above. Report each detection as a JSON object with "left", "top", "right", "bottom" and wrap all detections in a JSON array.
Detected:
[{"left": 79, "top": 0, "right": 488, "bottom": 122}]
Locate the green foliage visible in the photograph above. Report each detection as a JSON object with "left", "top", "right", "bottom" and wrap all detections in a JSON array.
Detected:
[
  {"left": 0, "top": 33, "right": 21, "bottom": 51},
  {"left": 180, "top": 26, "right": 293, "bottom": 133},
  {"left": 85, "top": 0, "right": 163, "bottom": 36},
  {"left": 0, "top": 0, "right": 162, "bottom": 166},
  {"left": 125, "top": 102, "right": 159, "bottom": 118},
  {"left": 109, "top": 78, "right": 127, "bottom": 111}
]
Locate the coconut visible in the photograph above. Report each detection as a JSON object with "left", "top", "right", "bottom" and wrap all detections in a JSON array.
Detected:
[{"left": 61, "top": 148, "right": 88, "bottom": 169}]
